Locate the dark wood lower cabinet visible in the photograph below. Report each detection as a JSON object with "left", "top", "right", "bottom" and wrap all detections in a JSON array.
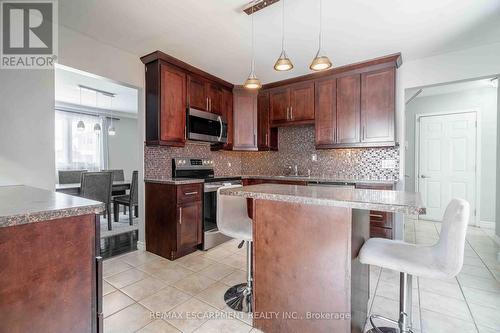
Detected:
[
  {"left": 145, "top": 182, "right": 203, "bottom": 260},
  {"left": 0, "top": 214, "right": 101, "bottom": 333},
  {"left": 355, "top": 183, "right": 394, "bottom": 239}
]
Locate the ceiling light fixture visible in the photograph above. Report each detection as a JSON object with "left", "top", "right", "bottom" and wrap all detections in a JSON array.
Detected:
[
  {"left": 108, "top": 95, "right": 116, "bottom": 136},
  {"left": 244, "top": 1, "right": 262, "bottom": 89},
  {"left": 310, "top": 0, "right": 332, "bottom": 71},
  {"left": 77, "top": 86, "right": 86, "bottom": 132},
  {"left": 94, "top": 91, "right": 101, "bottom": 134},
  {"left": 274, "top": 0, "right": 293, "bottom": 71}
]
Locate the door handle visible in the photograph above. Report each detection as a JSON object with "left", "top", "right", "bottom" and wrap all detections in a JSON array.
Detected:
[{"left": 420, "top": 175, "right": 430, "bottom": 179}]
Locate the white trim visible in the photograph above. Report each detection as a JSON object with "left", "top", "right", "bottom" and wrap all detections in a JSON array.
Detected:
[
  {"left": 415, "top": 109, "right": 481, "bottom": 226},
  {"left": 480, "top": 221, "right": 496, "bottom": 229}
]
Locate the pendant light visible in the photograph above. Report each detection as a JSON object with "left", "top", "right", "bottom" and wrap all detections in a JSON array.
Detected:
[
  {"left": 274, "top": 0, "right": 293, "bottom": 71},
  {"left": 310, "top": 0, "right": 332, "bottom": 71},
  {"left": 77, "top": 86, "right": 86, "bottom": 132},
  {"left": 93, "top": 91, "right": 102, "bottom": 134},
  {"left": 244, "top": 0, "right": 262, "bottom": 89},
  {"left": 108, "top": 95, "right": 116, "bottom": 136}
]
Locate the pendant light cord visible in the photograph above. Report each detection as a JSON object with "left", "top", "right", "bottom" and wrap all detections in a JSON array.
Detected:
[
  {"left": 281, "top": 0, "right": 285, "bottom": 51},
  {"left": 318, "top": 0, "right": 323, "bottom": 51},
  {"left": 251, "top": 0, "right": 256, "bottom": 73}
]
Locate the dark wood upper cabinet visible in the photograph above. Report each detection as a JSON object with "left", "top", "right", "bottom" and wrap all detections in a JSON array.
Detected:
[
  {"left": 141, "top": 51, "right": 233, "bottom": 147},
  {"left": 314, "top": 78, "right": 337, "bottom": 146},
  {"left": 221, "top": 88, "right": 234, "bottom": 150},
  {"left": 233, "top": 88, "right": 257, "bottom": 150},
  {"left": 289, "top": 81, "right": 315, "bottom": 122},
  {"left": 207, "top": 83, "right": 223, "bottom": 115},
  {"left": 336, "top": 74, "right": 361, "bottom": 144},
  {"left": 269, "top": 87, "right": 289, "bottom": 124},
  {"left": 187, "top": 75, "right": 207, "bottom": 111},
  {"left": 257, "top": 91, "right": 278, "bottom": 151},
  {"left": 360, "top": 68, "right": 395, "bottom": 144}
]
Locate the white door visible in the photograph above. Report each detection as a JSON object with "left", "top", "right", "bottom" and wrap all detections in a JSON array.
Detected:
[{"left": 417, "top": 112, "right": 476, "bottom": 223}]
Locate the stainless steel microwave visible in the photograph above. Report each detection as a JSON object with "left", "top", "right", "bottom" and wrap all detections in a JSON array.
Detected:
[{"left": 187, "top": 108, "right": 228, "bottom": 144}]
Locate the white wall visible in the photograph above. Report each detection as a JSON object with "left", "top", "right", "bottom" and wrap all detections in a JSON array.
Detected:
[
  {"left": 0, "top": 70, "right": 55, "bottom": 190},
  {"left": 405, "top": 87, "right": 497, "bottom": 223},
  {"left": 108, "top": 117, "right": 140, "bottom": 179},
  {"left": 395, "top": 42, "right": 500, "bottom": 240}
]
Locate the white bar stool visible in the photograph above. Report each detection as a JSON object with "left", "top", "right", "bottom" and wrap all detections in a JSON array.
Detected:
[
  {"left": 217, "top": 186, "right": 253, "bottom": 312},
  {"left": 359, "top": 198, "right": 470, "bottom": 333}
]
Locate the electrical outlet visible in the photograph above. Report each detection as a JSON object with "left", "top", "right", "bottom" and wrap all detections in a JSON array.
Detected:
[
  {"left": 227, "top": 162, "right": 232, "bottom": 167},
  {"left": 311, "top": 154, "right": 317, "bottom": 162},
  {"left": 381, "top": 159, "right": 396, "bottom": 169}
]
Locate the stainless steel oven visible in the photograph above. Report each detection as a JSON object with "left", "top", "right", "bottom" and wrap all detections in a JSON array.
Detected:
[
  {"left": 187, "top": 108, "right": 228, "bottom": 144},
  {"left": 203, "top": 178, "right": 242, "bottom": 250}
]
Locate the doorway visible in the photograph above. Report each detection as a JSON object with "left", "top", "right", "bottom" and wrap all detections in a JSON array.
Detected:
[{"left": 416, "top": 111, "right": 477, "bottom": 223}]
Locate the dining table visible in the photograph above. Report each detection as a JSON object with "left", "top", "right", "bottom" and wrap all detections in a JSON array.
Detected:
[{"left": 55, "top": 180, "right": 131, "bottom": 195}]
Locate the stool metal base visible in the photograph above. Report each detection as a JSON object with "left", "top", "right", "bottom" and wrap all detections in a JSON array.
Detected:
[
  {"left": 224, "top": 283, "right": 252, "bottom": 312},
  {"left": 366, "top": 327, "right": 398, "bottom": 333}
]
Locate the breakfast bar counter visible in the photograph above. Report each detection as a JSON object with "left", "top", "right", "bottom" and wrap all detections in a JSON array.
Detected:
[{"left": 220, "top": 184, "right": 424, "bottom": 333}]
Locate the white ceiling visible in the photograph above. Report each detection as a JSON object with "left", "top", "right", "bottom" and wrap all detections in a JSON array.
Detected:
[
  {"left": 59, "top": 0, "right": 500, "bottom": 85},
  {"left": 55, "top": 66, "right": 138, "bottom": 114}
]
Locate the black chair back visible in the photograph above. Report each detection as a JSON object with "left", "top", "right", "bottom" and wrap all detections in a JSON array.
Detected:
[
  {"left": 58, "top": 170, "right": 87, "bottom": 184},
  {"left": 80, "top": 171, "right": 113, "bottom": 204},
  {"left": 103, "top": 169, "right": 125, "bottom": 181},
  {"left": 130, "top": 171, "right": 139, "bottom": 205}
]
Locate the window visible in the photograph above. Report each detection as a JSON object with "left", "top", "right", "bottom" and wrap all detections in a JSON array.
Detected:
[{"left": 55, "top": 111, "right": 106, "bottom": 171}]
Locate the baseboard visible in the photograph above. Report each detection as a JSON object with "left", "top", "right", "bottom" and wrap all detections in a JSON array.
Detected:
[
  {"left": 137, "top": 240, "right": 146, "bottom": 251},
  {"left": 479, "top": 221, "right": 495, "bottom": 229}
]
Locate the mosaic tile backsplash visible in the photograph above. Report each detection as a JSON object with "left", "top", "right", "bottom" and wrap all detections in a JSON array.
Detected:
[{"left": 144, "top": 126, "right": 400, "bottom": 181}]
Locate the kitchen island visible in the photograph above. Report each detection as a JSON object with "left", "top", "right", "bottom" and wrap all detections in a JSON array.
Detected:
[
  {"left": 220, "top": 184, "right": 424, "bottom": 333},
  {"left": 0, "top": 185, "right": 105, "bottom": 333}
]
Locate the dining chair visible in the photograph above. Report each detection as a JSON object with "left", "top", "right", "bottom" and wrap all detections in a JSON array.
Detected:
[
  {"left": 103, "top": 169, "right": 126, "bottom": 196},
  {"left": 80, "top": 171, "right": 113, "bottom": 230},
  {"left": 113, "top": 171, "right": 138, "bottom": 225},
  {"left": 58, "top": 170, "right": 87, "bottom": 184}
]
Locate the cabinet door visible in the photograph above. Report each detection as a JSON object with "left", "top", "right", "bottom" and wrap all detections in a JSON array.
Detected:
[
  {"left": 257, "top": 91, "right": 270, "bottom": 149},
  {"left": 361, "top": 68, "right": 395, "bottom": 143},
  {"left": 188, "top": 75, "right": 208, "bottom": 111},
  {"left": 336, "top": 74, "right": 361, "bottom": 144},
  {"left": 177, "top": 201, "right": 202, "bottom": 250},
  {"left": 315, "top": 78, "right": 337, "bottom": 146},
  {"left": 207, "top": 82, "right": 223, "bottom": 115},
  {"left": 160, "top": 64, "right": 186, "bottom": 145},
  {"left": 221, "top": 88, "right": 233, "bottom": 150},
  {"left": 269, "top": 88, "right": 290, "bottom": 124},
  {"left": 233, "top": 89, "right": 257, "bottom": 150},
  {"left": 289, "top": 81, "right": 315, "bottom": 122}
]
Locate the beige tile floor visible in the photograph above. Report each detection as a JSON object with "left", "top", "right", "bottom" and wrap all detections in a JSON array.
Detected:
[{"left": 102, "top": 221, "right": 500, "bottom": 333}]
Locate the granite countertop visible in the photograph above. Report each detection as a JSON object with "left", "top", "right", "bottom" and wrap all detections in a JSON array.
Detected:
[
  {"left": 144, "top": 178, "right": 204, "bottom": 185},
  {"left": 220, "top": 184, "right": 425, "bottom": 215},
  {"left": 240, "top": 175, "right": 397, "bottom": 185},
  {"left": 0, "top": 185, "right": 105, "bottom": 228}
]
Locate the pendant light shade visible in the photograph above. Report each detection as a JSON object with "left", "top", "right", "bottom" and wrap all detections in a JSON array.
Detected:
[
  {"left": 93, "top": 123, "right": 101, "bottom": 134},
  {"left": 274, "top": 0, "right": 293, "bottom": 71},
  {"left": 77, "top": 120, "right": 85, "bottom": 132},
  {"left": 274, "top": 50, "right": 293, "bottom": 71},
  {"left": 244, "top": 0, "right": 261, "bottom": 89},
  {"left": 310, "top": 0, "right": 332, "bottom": 71},
  {"left": 108, "top": 125, "right": 116, "bottom": 136}
]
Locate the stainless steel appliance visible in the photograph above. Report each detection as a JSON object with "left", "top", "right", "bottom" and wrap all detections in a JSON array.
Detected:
[
  {"left": 172, "top": 158, "right": 241, "bottom": 250},
  {"left": 187, "top": 108, "right": 228, "bottom": 144}
]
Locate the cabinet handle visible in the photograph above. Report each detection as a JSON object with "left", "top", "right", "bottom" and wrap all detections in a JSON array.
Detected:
[
  {"left": 184, "top": 191, "right": 198, "bottom": 195},
  {"left": 290, "top": 106, "right": 293, "bottom": 120},
  {"left": 370, "top": 213, "right": 384, "bottom": 219},
  {"left": 286, "top": 107, "right": 289, "bottom": 120},
  {"left": 209, "top": 98, "right": 212, "bottom": 111},
  {"left": 179, "top": 207, "right": 182, "bottom": 225},
  {"left": 265, "top": 133, "right": 268, "bottom": 145},
  {"left": 206, "top": 97, "right": 209, "bottom": 111}
]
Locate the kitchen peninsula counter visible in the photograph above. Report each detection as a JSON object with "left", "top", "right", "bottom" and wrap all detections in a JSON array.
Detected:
[{"left": 219, "top": 183, "right": 424, "bottom": 333}]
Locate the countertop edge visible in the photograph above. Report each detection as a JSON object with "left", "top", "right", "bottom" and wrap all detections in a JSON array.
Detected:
[
  {"left": 0, "top": 203, "right": 106, "bottom": 228},
  {"left": 220, "top": 187, "right": 425, "bottom": 216}
]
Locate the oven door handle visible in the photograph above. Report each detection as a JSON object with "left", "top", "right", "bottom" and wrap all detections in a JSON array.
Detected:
[{"left": 217, "top": 116, "right": 223, "bottom": 142}]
